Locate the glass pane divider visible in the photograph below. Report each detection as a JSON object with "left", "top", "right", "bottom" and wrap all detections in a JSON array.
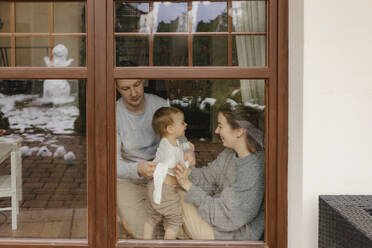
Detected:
[
  {"left": 113, "top": 32, "right": 265, "bottom": 37},
  {"left": 0, "top": 67, "right": 88, "bottom": 79},
  {"left": 228, "top": 0, "right": 232, "bottom": 66},
  {"left": 0, "top": 33, "right": 87, "bottom": 37},
  {"left": 188, "top": 0, "right": 193, "bottom": 66},
  {"left": 149, "top": 2, "right": 154, "bottom": 66},
  {"left": 48, "top": 1, "right": 54, "bottom": 60},
  {"left": 10, "top": 1, "right": 15, "bottom": 67},
  {"left": 113, "top": 66, "right": 271, "bottom": 79}
]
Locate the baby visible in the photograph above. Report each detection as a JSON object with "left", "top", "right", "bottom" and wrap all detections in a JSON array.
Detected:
[{"left": 143, "top": 107, "right": 193, "bottom": 240}]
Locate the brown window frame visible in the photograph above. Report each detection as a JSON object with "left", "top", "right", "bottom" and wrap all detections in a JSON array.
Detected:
[
  {"left": 108, "top": 0, "right": 288, "bottom": 248},
  {"left": 0, "top": 0, "right": 288, "bottom": 247},
  {"left": 113, "top": 0, "right": 267, "bottom": 67},
  {"left": 0, "top": 1, "right": 87, "bottom": 67}
]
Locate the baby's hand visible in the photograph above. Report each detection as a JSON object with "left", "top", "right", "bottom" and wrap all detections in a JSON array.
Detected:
[
  {"left": 188, "top": 142, "right": 195, "bottom": 151},
  {"left": 184, "top": 149, "right": 196, "bottom": 167}
]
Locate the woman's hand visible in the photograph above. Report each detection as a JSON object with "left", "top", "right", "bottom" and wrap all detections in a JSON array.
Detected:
[
  {"left": 0, "top": 129, "right": 5, "bottom": 136},
  {"left": 174, "top": 161, "right": 192, "bottom": 191}
]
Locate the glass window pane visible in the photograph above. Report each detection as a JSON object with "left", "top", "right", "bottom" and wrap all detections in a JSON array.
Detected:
[
  {"left": 15, "top": 37, "right": 49, "bottom": 67},
  {"left": 232, "top": 36, "right": 266, "bottom": 66},
  {"left": 232, "top": 1, "right": 266, "bottom": 33},
  {"left": 193, "top": 36, "right": 227, "bottom": 66},
  {"left": 192, "top": 2, "right": 228, "bottom": 32},
  {"left": 54, "top": 2, "right": 86, "bottom": 33},
  {"left": 0, "top": 2, "right": 10, "bottom": 33},
  {"left": 0, "top": 79, "right": 87, "bottom": 238},
  {"left": 116, "top": 79, "right": 265, "bottom": 240},
  {"left": 115, "top": 2, "right": 150, "bottom": 33},
  {"left": 15, "top": 2, "right": 49, "bottom": 33},
  {"left": 54, "top": 37, "right": 86, "bottom": 66},
  {"left": 154, "top": 36, "right": 188, "bottom": 66},
  {"left": 0, "top": 38, "right": 10, "bottom": 67},
  {"left": 116, "top": 37, "right": 149, "bottom": 66},
  {"left": 153, "top": 2, "right": 188, "bottom": 33}
]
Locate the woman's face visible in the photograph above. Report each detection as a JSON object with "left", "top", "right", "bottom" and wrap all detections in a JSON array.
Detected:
[{"left": 215, "top": 112, "right": 240, "bottom": 149}]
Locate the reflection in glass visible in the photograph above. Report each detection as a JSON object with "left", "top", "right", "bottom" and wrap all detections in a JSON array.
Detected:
[
  {"left": 232, "top": 36, "right": 266, "bottom": 66},
  {"left": 0, "top": 2, "right": 10, "bottom": 33},
  {"left": 154, "top": 37, "right": 188, "bottom": 66},
  {"left": 117, "top": 79, "right": 265, "bottom": 240},
  {"left": 192, "top": 1, "right": 228, "bottom": 32},
  {"left": 15, "top": 37, "right": 49, "bottom": 67},
  {"left": 0, "top": 38, "right": 10, "bottom": 67},
  {"left": 153, "top": 2, "right": 188, "bottom": 33},
  {"left": 0, "top": 79, "right": 87, "bottom": 238},
  {"left": 15, "top": 2, "right": 49, "bottom": 33},
  {"left": 193, "top": 36, "right": 227, "bottom": 66},
  {"left": 54, "top": 2, "right": 86, "bottom": 33},
  {"left": 54, "top": 37, "right": 86, "bottom": 66},
  {"left": 116, "top": 37, "right": 149, "bottom": 66},
  {"left": 115, "top": 2, "right": 150, "bottom": 33},
  {"left": 232, "top": 1, "right": 266, "bottom": 33}
]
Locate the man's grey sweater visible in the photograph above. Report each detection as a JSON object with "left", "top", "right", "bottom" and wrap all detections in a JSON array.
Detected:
[
  {"left": 116, "top": 94, "right": 167, "bottom": 183},
  {"left": 185, "top": 148, "right": 265, "bottom": 240}
]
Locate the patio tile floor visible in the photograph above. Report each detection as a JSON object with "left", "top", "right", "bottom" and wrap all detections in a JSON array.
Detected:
[{"left": 0, "top": 134, "right": 223, "bottom": 237}]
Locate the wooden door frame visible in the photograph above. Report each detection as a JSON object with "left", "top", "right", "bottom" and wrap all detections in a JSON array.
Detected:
[
  {"left": 104, "top": 0, "right": 288, "bottom": 248},
  {"left": 0, "top": 0, "right": 287, "bottom": 247}
]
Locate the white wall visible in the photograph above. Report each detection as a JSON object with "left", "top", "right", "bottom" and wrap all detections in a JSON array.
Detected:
[{"left": 289, "top": 0, "right": 372, "bottom": 247}]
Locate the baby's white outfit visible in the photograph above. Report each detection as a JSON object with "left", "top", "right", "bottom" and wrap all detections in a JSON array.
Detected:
[{"left": 152, "top": 138, "right": 189, "bottom": 204}]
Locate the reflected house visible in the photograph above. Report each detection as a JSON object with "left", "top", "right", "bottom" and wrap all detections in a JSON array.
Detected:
[{"left": 116, "top": 3, "right": 149, "bottom": 66}]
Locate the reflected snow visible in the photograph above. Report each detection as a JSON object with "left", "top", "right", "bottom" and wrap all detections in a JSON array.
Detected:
[{"left": 0, "top": 93, "right": 79, "bottom": 134}]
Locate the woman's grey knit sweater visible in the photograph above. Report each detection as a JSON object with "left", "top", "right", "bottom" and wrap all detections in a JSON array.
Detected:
[{"left": 184, "top": 148, "right": 265, "bottom": 240}]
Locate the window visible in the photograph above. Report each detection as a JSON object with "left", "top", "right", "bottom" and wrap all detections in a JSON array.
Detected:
[
  {"left": 0, "top": 0, "right": 287, "bottom": 247},
  {"left": 111, "top": 0, "right": 288, "bottom": 247},
  {"left": 0, "top": 1, "right": 86, "bottom": 67},
  {"left": 114, "top": 1, "right": 266, "bottom": 67}
]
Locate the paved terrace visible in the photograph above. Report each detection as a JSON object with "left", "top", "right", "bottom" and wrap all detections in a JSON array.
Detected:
[{"left": 0, "top": 135, "right": 223, "bottom": 238}]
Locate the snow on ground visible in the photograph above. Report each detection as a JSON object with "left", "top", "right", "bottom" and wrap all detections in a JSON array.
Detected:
[
  {"left": 0, "top": 94, "right": 79, "bottom": 134},
  {"left": 199, "top": 98, "right": 216, "bottom": 110}
]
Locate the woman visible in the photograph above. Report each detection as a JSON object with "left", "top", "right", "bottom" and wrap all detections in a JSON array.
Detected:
[{"left": 174, "top": 103, "right": 265, "bottom": 240}]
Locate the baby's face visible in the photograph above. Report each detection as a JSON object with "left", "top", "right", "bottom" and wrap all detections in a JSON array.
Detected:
[{"left": 171, "top": 113, "right": 187, "bottom": 138}]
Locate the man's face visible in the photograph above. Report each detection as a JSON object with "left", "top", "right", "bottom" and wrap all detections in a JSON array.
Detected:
[{"left": 116, "top": 79, "right": 145, "bottom": 110}]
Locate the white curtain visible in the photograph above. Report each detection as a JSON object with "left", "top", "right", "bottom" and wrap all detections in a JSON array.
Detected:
[{"left": 232, "top": 1, "right": 266, "bottom": 105}]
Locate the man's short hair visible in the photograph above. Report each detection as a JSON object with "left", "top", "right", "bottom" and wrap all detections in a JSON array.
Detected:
[{"left": 152, "top": 107, "right": 183, "bottom": 137}]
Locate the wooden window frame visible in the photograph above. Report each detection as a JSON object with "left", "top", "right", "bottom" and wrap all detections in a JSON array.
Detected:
[
  {"left": 107, "top": 0, "right": 288, "bottom": 248},
  {"left": 0, "top": 1, "right": 86, "bottom": 67},
  {"left": 0, "top": 0, "right": 288, "bottom": 247},
  {"left": 0, "top": 0, "right": 93, "bottom": 247},
  {"left": 113, "top": 0, "right": 267, "bottom": 67}
]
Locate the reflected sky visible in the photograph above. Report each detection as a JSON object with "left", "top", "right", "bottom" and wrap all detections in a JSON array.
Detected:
[
  {"left": 191, "top": 1, "right": 227, "bottom": 32},
  {"left": 127, "top": 2, "right": 149, "bottom": 13},
  {"left": 116, "top": 1, "right": 230, "bottom": 33},
  {"left": 153, "top": 2, "right": 188, "bottom": 32}
]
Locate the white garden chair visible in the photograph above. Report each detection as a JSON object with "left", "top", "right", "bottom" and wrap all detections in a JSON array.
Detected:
[{"left": 0, "top": 138, "right": 23, "bottom": 230}]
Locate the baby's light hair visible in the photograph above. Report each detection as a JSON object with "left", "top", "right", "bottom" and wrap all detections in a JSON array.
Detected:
[{"left": 152, "top": 107, "right": 183, "bottom": 137}]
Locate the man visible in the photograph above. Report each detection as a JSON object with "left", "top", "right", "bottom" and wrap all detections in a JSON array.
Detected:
[{"left": 116, "top": 79, "right": 193, "bottom": 239}]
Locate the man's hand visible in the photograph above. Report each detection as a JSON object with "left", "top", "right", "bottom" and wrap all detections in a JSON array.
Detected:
[{"left": 137, "top": 161, "right": 157, "bottom": 179}]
